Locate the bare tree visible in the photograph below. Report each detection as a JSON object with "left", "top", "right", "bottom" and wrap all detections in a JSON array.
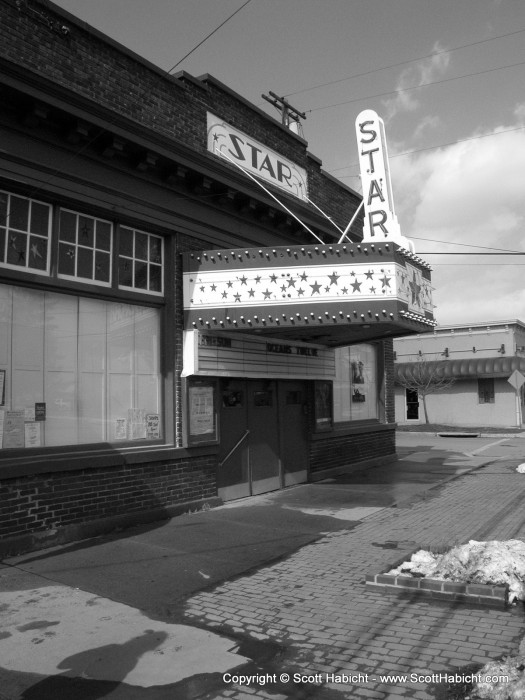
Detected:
[{"left": 395, "top": 358, "right": 456, "bottom": 424}]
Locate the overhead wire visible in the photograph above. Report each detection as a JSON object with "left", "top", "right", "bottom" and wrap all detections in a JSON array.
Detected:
[
  {"left": 330, "top": 125, "right": 525, "bottom": 177},
  {"left": 281, "top": 26, "right": 525, "bottom": 99},
  {"left": 306, "top": 59, "right": 525, "bottom": 115}
]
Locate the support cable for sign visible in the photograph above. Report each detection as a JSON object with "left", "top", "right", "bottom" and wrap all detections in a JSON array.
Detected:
[
  {"left": 305, "top": 197, "right": 344, "bottom": 237},
  {"left": 338, "top": 201, "right": 364, "bottom": 244},
  {"left": 214, "top": 148, "right": 325, "bottom": 244}
]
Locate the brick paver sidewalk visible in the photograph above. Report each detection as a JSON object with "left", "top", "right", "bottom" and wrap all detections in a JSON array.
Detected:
[{"left": 185, "top": 458, "right": 525, "bottom": 700}]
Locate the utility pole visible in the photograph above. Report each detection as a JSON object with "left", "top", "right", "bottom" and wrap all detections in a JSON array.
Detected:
[{"left": 262, "top": 91, "right": 306, "bottom": 137}]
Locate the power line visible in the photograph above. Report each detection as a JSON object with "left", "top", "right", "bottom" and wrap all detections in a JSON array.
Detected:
[
  {"left": 330, "top": 124, "right": 525, "bottom": 176},
  {"left": 282, "top": 27, "right": 525, "bottom": 99},
  {"left": 411, "top": 237, "right": 525, "bottom": 254},
  {"left": 420, "top": 252, "right": 525, "bottom": 255},
  {"left": 306, "top": 59, "right": 525, "bottom": 115},
  {"left": 165, "top": 0, "right": 253, "bottom": 74}
]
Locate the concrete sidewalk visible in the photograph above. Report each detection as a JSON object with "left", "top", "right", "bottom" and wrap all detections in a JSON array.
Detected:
[{"left": 1, "top": 433, "right": 525, "bottom": 699}]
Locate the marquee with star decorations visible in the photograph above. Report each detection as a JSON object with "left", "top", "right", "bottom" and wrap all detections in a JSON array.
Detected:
[{"left": 183, "top": 242, "right": 435, "bottom": 347}]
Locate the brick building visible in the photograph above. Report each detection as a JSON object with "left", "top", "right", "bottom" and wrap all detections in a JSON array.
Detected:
[{"left": 0, "top": 0, "right": 434, "bottom": 554}]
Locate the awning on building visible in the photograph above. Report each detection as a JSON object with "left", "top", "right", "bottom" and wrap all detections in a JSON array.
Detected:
[
  {"left": 182, "top": 242, "right": 435, "bottom": 347},
  {"left": 395, "top": 356, "right": 525, "bottom": 382}
]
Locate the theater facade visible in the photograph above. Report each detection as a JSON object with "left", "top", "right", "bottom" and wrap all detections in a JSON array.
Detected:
[{"left": 0, "top": 0, "right": 434, "bottom": 553}]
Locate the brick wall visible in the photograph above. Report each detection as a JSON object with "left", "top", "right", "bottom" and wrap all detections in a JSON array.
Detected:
[
  {"left": 0, "top": 454, "right": 218, "bottom": 554},
  {"left": 384, "top": 338, "right": 396, "bottom": 424},
  {"left": 309, "top": 428, "right": 395, "bottom": 476}
]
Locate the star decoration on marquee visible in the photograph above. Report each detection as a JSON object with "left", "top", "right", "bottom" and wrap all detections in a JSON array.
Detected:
[
  {"left": 409, "top": 271, "right": 422, "bottom": 305},
  {"left": 188, "top": 263, "right": 407, "bottom": 308}
]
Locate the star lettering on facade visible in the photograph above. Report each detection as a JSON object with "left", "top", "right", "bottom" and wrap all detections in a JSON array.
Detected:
[
  {"left": 341, "top": 287, "right": 348, "bottom": 294},
  {"left": 239, "top": 275, "right": 248, "bottom": 285},
  {"left": 324, "top": 286, "right": 330, "bottom": 293},
  {"left": 328, "top": 272, "right": 340, "bottom": 285},
  {"left": 255, "top": 275, "right": 261, "bottom": 284},
  {"left": 351, "top": 280, "right": 362, "bottom": 292},
  {"left": 211, "top": 283, "right": 217, "bottom": 291},
  {"left": 227, "top": 280, "right": 233, "bottom": 288},
  {"left": 270, "top": 274, "right": 278, "bottom": 283},
  {"left": 287, "top": 278, "right": 296, "bottom": 287},
  {"left": 248, "top": 288, "right": 255, "bottom": 298},
  {"left": 234, "top": 293, "right": 242, "bottom": 302},
  {"left": 263, "top": 289, "right": 272, "bottom": 299},
  {"left": 370, "top": 286, "right": 376, "bottom": 294},
  {"left": 281, "top": 285, "right": 287, "bottom": 293},
  {"left": 200, "top": 286, "right": 205, "bottom": 292},
  {"left": 221, "top": 291, "right": 228, "bottom": 299},
  {"left": 380, "top": 275, "right": 391, "bottom": 288},
  {"left": 299, "top": 271, "right": 308, "bottom": 282},
  {"left": 365, "top": 270, "right": 374, "bottom": 280},
  {"left": 310, "top": 281, "right": 322, "bottom": 295},
  {"left": 297, "top": 288, "right": 305, "bottom": 296}
]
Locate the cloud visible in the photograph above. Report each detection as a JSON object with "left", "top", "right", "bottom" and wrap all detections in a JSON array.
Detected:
[
  {"left": 382, "top": 42, "right": 450, "bottom": 123},
  {"left": 390, "top": 120, "right": 525, "bottom": 324},
  {"left": 514, "top": 102, "right": 525, "bottom": 123}
]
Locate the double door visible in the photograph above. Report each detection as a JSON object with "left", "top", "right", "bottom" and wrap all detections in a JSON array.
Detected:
[{"left": 218, "top": 379, "right": 308, "bottom": 501}]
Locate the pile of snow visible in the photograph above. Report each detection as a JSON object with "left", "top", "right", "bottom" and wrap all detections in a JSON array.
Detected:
[
  {"left": 387, "top": 540, "right": 525, "bottom": 603},
  {"left": 516, "top": 463, "right": 525, "bottom": 473},
  {"left": 472, "top": 656, "right": 525, "bottom": 699}
]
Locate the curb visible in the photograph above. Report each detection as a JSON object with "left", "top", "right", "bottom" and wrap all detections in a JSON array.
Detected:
[{"left": 366, "top": 550, "right": 509, "bottom": 609}]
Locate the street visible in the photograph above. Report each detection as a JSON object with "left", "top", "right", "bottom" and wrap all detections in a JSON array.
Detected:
[{"left": 1, "top": 431, "right": 525, "bottom": 699}]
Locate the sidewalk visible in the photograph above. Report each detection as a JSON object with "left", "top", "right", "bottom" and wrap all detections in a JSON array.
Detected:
[{"left": 1, "top": 433, "right": 525, "bottom": 699}]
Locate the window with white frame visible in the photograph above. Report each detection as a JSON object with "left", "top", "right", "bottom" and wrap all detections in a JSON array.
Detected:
[
  {"left": 118, "top": 227, "right": 163, "bottom": 295},
  {"left": 1, "top": 190, "right": 167, "bottom": 297},
  {"left": 58, "top": 209, "right": 113, "bottom": 286},
  {"left": 0, "top": 190, "right": 51, "bottom": 274},
  {"left": 0, "top": 283, "right": 162, "bottom": 449}
]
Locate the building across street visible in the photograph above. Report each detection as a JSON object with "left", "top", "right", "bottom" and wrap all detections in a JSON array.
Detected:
[{"left": 394, "top": 319, "right": 525, "bottom": 428}]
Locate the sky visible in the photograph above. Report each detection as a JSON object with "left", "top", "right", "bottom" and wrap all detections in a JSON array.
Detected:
[{"left": 51, "top": 0, "right": 525, "bottom": 327}]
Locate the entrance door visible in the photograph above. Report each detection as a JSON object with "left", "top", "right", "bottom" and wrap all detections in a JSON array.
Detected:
[
  {"left": 279, "top": 381, "right": 308, "bottom": 486},
  {"left": 247, "top": 380, "right": 281, "bottom": 495},
  {"left": 406, "top": 388, "right": 419, "bottom": 420},
  {"left": 217, "top": 379, "right": 250, "bottom": 501},
  {"left": 218, "top": 378, "right": 309, "bottom": 500}
]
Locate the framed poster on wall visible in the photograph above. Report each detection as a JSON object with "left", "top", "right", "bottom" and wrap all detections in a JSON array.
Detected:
[{"left": 187, "top": 378, "right": 218, "bottom": 445}]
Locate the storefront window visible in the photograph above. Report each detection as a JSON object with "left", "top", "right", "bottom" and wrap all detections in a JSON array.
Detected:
[
  {"left": 119, "top": 226, "right": 164, "bottom": 295},
  {"left": 0, "top": 191, "right": 51, "bottom": 274},
  {"left": 333, "top": 344, "right": 379, "bottom": 422},
  {"left": 58, "top": 209, "right": 113, "bottom": 286},
  {"left": 0, "top": 283, "right": 162, "bottom": 449}
]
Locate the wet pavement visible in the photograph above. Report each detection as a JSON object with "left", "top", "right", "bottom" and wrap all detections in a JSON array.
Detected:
[{"left": 1, "top": 432, "right": 525, "bottom": 699}]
